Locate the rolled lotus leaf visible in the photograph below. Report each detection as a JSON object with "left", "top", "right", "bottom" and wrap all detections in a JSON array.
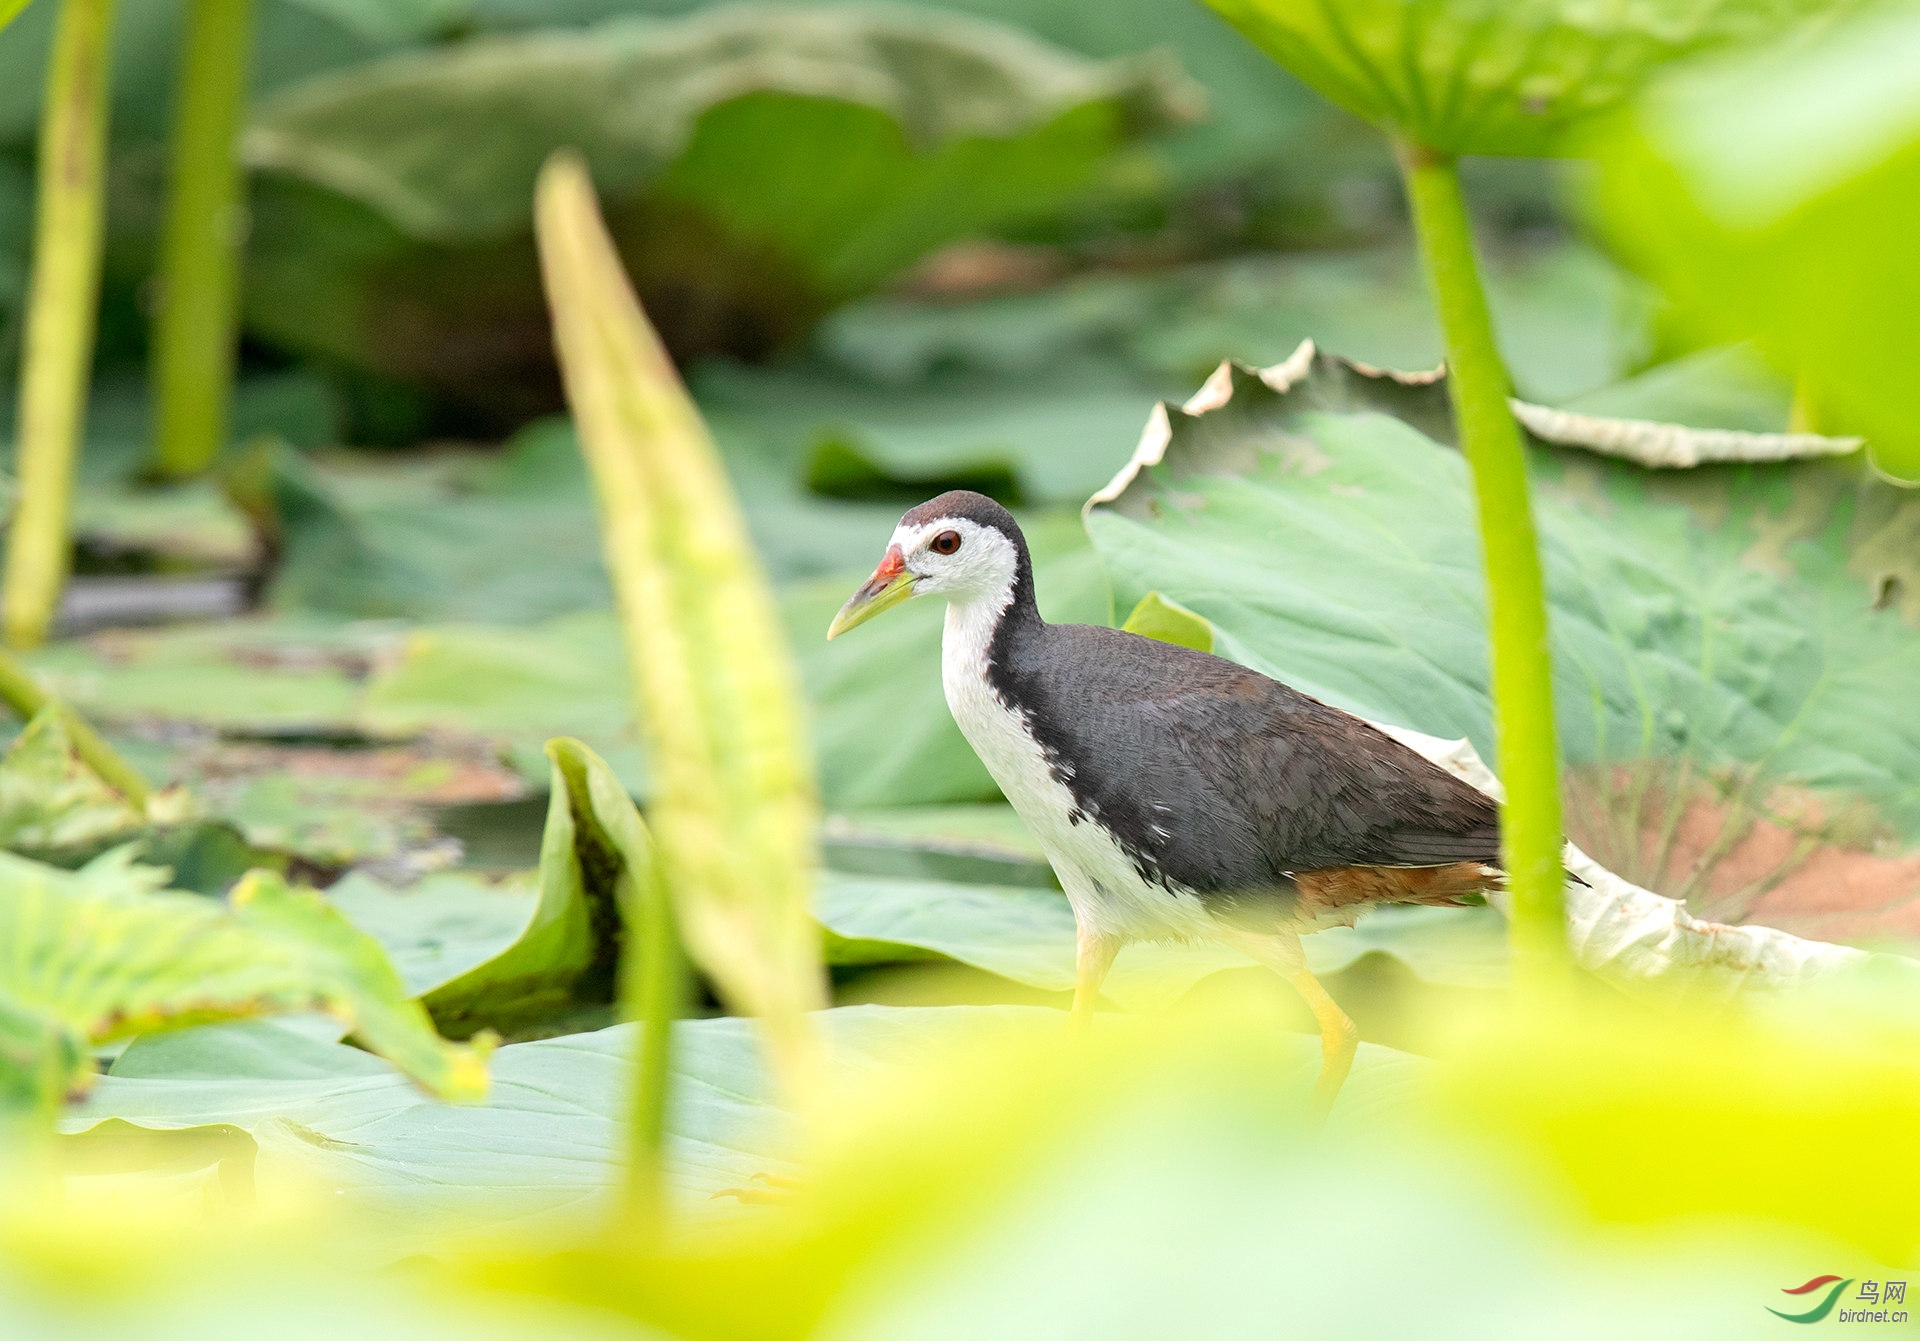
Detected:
[{"left": 240, "top": 3, "right": 1200, "bottom": 422}]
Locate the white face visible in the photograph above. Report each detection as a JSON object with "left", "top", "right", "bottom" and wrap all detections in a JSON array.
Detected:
[{"left": 891, "top": 516, "right": 1019, "bottom": 603}]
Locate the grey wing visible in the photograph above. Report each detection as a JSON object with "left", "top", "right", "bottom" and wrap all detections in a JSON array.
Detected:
[{"left": 1024, "top": 631, "right": 1499, "bottom": 894}]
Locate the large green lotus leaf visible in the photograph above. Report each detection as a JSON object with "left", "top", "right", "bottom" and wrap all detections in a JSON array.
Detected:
[
  {"left": 63, "top": 1006, "right": 1002, "bottom": 1229},
  {"left": 788, "top": 512, "right": 1112, "bottom": 809},
  {"left": 261, "top": 431, "right": 616, "bottom": 622},
  {"left": 1199, "top": 0, "right": 1841, "bottom": 157},
  {"left": 1087, "top": 354, "right": 1920, "bottom": 848},
  {"left": 0, "top": 854, "right": 485, "bottom": 1109},
  {"left": 26, "top": 619, "right": 368, "bottom": 734},
  {"left": 67, "top": 1003, "right": 1419, "bottom": 1247},
  {"left": 423, "top": 738, "right": 648, "bottom": 1040},
  {"left": 358, "top": 612, "right": 642, "bottom": 789},
  {"left": 466, "top": 0, "right": 1359, "bottom": 194},
  {"left": 239, "top": 5, "right": 1195, "bottom": 416},
  {"left": 1593, "top": 2, "right": 1920, "bottom": 481}
]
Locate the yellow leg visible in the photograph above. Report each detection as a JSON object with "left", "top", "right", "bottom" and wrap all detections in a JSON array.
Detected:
[
  {"left": 1070, "top": 926, "right": 1121, "bottom": 1036},
  {"left": 1287, "top": 966, "right": 1359, "bottom": 1124}
]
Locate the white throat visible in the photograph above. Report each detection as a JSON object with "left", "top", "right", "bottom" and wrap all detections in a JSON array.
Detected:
[{"left": 939, "top": 574, "right": 1017, "bottom": 691}]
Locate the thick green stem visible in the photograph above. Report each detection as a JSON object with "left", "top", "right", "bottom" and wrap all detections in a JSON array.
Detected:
[
  {"left": 0, "top": 646, "right": 150, "bottom": 809},
  {"left": 2, "top": 0, "right": 117, "bottom": 648},
  {"left": 149, "top": 0, "right": 255, "bottom": 480},
  {"left": 622, "top": 852, "right": 685, "bottom": 1222},
  {"left": 1396, "top": 142, "right": 1566, "bottom": 980}
]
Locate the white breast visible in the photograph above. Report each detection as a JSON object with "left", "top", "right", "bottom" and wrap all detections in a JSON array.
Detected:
[{"left": 940, "top": 598, "right": 1216, "bottom": 944}]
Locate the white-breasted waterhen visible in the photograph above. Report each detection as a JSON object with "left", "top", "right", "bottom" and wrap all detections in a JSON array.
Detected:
[{"left": 829, "top": 490, "right": 1503, "bottom": 1115}]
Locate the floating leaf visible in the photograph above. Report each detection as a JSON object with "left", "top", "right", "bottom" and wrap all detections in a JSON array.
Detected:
[
  {"left": 324, "top": 871, "right": 535, "bottom": 998},
  {"left": 358, "top": 611, "right": 640, "bottom": 788},
  {"left": 0, "top": 706, "right": 145, "bottom": 854},
  {"left": 0, "top": 854, "right": 487, "bottom": 1110},
  {"left": 822, "top": 803, "right": 1054, "bottom": 888},
  {"left": 65, "top": 1006, "right": 1171, "bottom": 1245}
]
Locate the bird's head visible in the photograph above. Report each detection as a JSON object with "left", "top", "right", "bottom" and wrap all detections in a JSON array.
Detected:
[{"left": 828, "top": 490, "right": 1026, "bottom": 639}]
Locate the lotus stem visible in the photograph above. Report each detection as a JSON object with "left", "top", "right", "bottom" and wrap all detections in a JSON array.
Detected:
[
  {"left": 149, "top": 0, "right": 256, "bottom": 480},
  {"left": 0, "top": 645, "right": 150, "bottom": 809},
  {"left": 2, "top": 0, "right": 117, "bottom": 649},
  {"left": 1395, "top": 141, "right": 1567, "bottom": 983},
  {"left": 623, "top": 845, "right": 684, "bottom": 1220}
]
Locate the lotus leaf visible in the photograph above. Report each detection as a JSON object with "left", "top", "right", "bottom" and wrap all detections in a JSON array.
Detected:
[
  {"left": 239, "top": 5, "right": 1197, "bottom": 418},
  {"left": 1085, "top": 349, "right": 1920, "bottom": 867},
  {"left": 1200, "top": 0, "right": 1842, "bottom": 156},
  {"left": 0, "top": 854, "right": 485, "bottom": 1109}
]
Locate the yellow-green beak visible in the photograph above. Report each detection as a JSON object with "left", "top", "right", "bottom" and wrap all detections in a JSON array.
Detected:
[{"left": 828, "top": 545, "right": 916, "bottom": 639}]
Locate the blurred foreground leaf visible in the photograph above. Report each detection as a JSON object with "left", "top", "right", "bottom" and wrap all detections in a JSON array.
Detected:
[
  {"left": 1594, "top": 1, "right": 1920, "bottom": 481},
  {"left": 45, "top": 984, "right": 1920, "bottom": 1338},
  {"left": 0, "top": 856, "right": 487, "bottom": 1114},
  {"left": 242, "top": 4, "right": 1196, "bottom": 420},
  {"left": 61, "top": 1005, "right": 1291, "bottom": 1246},
  {"left": 537, "top": 152, "right": 826, "bottom": 1100}
]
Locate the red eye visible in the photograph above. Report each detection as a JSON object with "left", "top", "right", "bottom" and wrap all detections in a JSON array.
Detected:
[{"left": 931, "top": 530, "right": 962, "bottom": 555}]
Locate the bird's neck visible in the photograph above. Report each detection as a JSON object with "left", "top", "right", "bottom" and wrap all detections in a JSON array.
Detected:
[{"left": 943, "top": 550, "right": 1041, "bottom": 678}]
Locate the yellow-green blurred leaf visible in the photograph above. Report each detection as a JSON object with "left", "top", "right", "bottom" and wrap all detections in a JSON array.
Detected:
[
  {"left": 0, "top": 855, "right": 487, "bottom": 1109},
  {"left": 1593, "top": 2, "right": 1920, "bottom": 481},
  {"left": 535, "top": 151, "right": 826, "bottom": 1099}
]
